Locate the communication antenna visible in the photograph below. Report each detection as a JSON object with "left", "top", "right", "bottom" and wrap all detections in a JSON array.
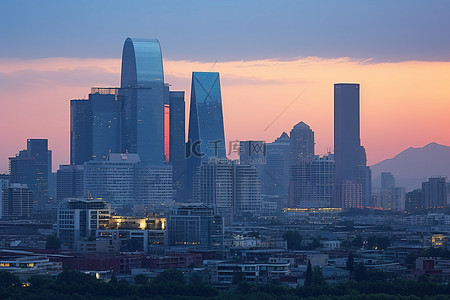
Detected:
[{"left": 209, "top": 60, "right": 217, "bottom": 72}]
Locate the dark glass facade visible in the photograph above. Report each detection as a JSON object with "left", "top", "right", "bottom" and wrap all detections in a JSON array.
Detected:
[
  {"left": 90, "top": 88, "right": 122, "bottom": 160},
  {"left": 120, "top": 38, "right": 165, "bottom": 164},
  {"left": 9, "top": 139, "right": 50, "bottom": 211},
  {"left": 334, "top": 83, "right": 371, "bottom": 208},
  {"left": 186, "top": 72, "right": 226, "bottom": 200},
  {"left": 169, "top": 91, "right": 186, "bottom": 202},
  {"left": 70, "top": 99, "right": 92, "bottom": 165},
  {"left": 334, "top": 83, "right": 361, "bottom": 182}
]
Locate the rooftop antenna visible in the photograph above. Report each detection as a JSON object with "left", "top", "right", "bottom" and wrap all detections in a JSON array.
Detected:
[{"left": 209, "top": 60, "right": 217, "bottom": 72}]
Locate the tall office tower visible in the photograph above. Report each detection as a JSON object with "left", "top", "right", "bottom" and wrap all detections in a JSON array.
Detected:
[
  {"left": 84, "top": 153, "right": 173, "bottom": 213},
  {"left": 381, "top": 172, "right": 395, "bottom": 190},
  {"left": 289, "top": 121, "right": 315, "bottom": 208},
  {"left": 120, "top": 38, "right": 165, "bottom": 164},
  {"left": 56, "top": 165, "right": 84, "bottom": 201},
  {"left": 333, "top": 180, "right": 362, "bottom": 209},
  {"left": 84, "top": 154, "right": 140, "bottom": 211},
  {"left": 356, "top": 146, "right": 371, "bottom": 206},
  {"left": 90, "top": 88, "right": 122, "bottom": 160},
  {"left": 0, "top": 179, "right": 9, "bottom": 219},
  {"left": 3, "top": 184, "right": 33, "bottom": 219},
  {"left": 405, "top": 189, "right": 423, "bottom": 212},
  {"left": 70, "top": 99, "right": 92, "bottom": 165},
  {"left": 9, "top": 139, "right": 50, "bottom": 211},
  {"left": 422, "top": 177, "right": 448, "bottom": 208},
  {"left": 194, "top": 158, "right": 233, "bottom": 224},
  {"left": 57, "top": 198, "right": 111, "bottom": 248},
  {"left": 234, "top": 164, "right": 263, "bottom": 216},
  {"left": 193, "top": 158, "right": 263, "bottom": 223},
  {"left": 168, "top": 91, "right": 186, "bottom": 202},
  {"left": 263, "top": 132, "right": 290, "bottom": 210},
  {"left": 167, "top": 203, "right": 224, "bottom": 248},
  {"left": 290, "top": 121, "right": 314, "bottom": 164},
  {"left": 334, "top": 83, "right": 371, "bottom": 209},
  {"left": 239, "top": 141, "right": 266, "bottom": 187},
  {"left": 311, "top": 154, "right": 335, "bottom": 208},
  {"left": 392, "top": 187, "right": 406, "bottom": 211},
  {"left": 186, "top": 72, "right": 226, "bottom": 200},
  {"left": 134, "top": 162, "right": 173, "bottom": 211}
]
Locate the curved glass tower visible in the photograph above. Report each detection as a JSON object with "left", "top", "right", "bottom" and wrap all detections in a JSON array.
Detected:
[{"left": 120, "top": 38, "right": 165, "bottom": 163}]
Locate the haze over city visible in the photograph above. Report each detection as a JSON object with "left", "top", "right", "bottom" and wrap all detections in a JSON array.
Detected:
[{"left": 1, "top": 0, "right": 450, "bottom": 172}]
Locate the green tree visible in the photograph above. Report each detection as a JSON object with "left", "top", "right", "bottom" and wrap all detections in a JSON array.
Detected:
[
  {"left": 134, "top": 274, "right": 149, "bottom": 285},
  {"left": 346, "top": 253, "right": 355, "bottom": 274},
  {"left": 304, "top": 260, "right": 313, "bottom": 286},
  {"left": 352, "top": 235, "right": 363, "bottom": 248},
  {"left": 311, "top": 266, "right": 326, "bottom": 286},
  {"left": 353, "top": 262, "right": 366, "bottom": 281},
  {"left": 232, "top": 271, "right": 245, "bottom": 285},
  {"left": 46, "top": 234, "right": 61, "bottom": 249},
  {"left": 283, "top": 230, "right": 303, "bottom": 250},
  {"left": 152, "top": 269, "right": 184, "bottom": 285},
  {"left": 0, "top": 271, "right": 20, "bottom": 288}
]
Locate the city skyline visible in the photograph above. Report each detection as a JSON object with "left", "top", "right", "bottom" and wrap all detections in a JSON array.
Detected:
[{"left": 1, "top": 1, "right": 450, "bottom": 172}]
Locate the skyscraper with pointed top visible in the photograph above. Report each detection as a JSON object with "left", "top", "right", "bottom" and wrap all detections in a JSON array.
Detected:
[{"left": 185, "top": 72, "right": 226, "bottom": 201}]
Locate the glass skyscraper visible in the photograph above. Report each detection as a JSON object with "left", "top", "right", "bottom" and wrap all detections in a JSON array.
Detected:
[
  {"left": 334, "top": 83, "right": 371, "bottom": 208},
  {"left": 90, "top": 88, "right": 122, "bottom": 160},
  {"left": 120, "top": 38, "right": 165, "bottom": 164},
  {"left": 70, "top": 99, "right": 92, "bottom": 165},
  {"left": 334, "top": 83, "right": 361, "bottom": 182},
  {"left": 9, "top": 139, "right": 50, "bottom": 211},
  {"left": 186, "top": 72, "right": 226, "bottom": 200},
  {"left": 169, "top": 91, "right": 186, "bottom": 202}
]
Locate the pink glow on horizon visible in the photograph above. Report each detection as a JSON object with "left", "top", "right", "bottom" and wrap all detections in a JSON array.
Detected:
[{"left": 1, "top": 57, "right": 449, "bottom": 172}]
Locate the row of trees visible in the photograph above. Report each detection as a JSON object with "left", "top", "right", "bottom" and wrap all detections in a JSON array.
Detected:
[{"left": 1, "top": 268, "right": 450, "bottom": 299}]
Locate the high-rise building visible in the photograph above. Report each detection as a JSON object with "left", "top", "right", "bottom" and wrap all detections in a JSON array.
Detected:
[
  {"left": 290, "top": 121, "right": 315, "bottom": 165},
  {"left": 0, "top": 179, "right": 9, "bottom": 219},
  {"left": 263, "top": 132, "right": 290, "bottom": 210},
  {"left": 9, "top": 139, "right": 50, "bottom": 211},
  {"left": 392, "top": 187, "right": 406, "bottom": 211},
  {"left": 334, "top": 84, "right": 361, "bottom": 182},
  {"left": 289, "top": 121, "right": 315, "bottom": 208},
  {"left": 234, "top": 164, "right": 263, "bottom": 215},
  {"left": 186, "top": 72, "right": 226, "bottom": 200},
  {"left": 57, "top": 198, "right": 111, "bottom": 247},
  {"left": 70, "top": 99, "right": 92, "bottom": 165},
  {"left": 120, "top": 38, "right": 165, "bottom": 164},
  {"left": 333, "top": 180, "right": 362, "bottom": 209},
  {"left": 334, "top": 84, "right": 371, "bottom": 209},
  {"left": 422, "top": 177, "right": 448, "bottom": 208},
  {"left": 193, "top": 158, "right": 262, "bottom": 224},
  {"left": 311, "top": 154, "right": 335, "bottom": 207},
  {"left": 56, "top": 165, "right": 84, "bottom": 201},
  {"left": 405, "top": 189, "right": 423, "bottom": 212},
  {"left": 90, "top": 88, "right": 122, "bottom": 160},
  {"left": 381, "top": 172, "right": 395, "bottom": 190},
  {"left": 84, "top": 153, "right": 173, "bottom": 213},
  {"left": 194, "top": 158, "right": 234, "bottom": 224},
  {"left": 168, "top": 91, "right": 186, "bottom": 202},
  {"left": 0, "top": 183, "right": 33, "bottom": 219},
  {"left": 167, "top": 203, "right": 224, "bottom": 248}
]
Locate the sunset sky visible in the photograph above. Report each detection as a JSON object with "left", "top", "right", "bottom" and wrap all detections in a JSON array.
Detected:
[{"left": 1, "top": 0, "right": 450, "bottom": 172}]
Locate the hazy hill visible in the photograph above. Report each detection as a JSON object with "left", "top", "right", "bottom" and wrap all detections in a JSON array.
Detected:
[{"left": 371, "top": 142, "right": 450, "bottom": 192}]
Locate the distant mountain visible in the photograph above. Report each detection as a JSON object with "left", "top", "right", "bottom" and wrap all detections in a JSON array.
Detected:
[{"left": 371, "top": 142, "right": 450, "bottom": 192}]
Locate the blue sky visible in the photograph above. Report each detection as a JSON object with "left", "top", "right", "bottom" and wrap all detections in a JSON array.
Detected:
[{"left": 1, "top": 0, "right": 450, "bottom": 62}]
